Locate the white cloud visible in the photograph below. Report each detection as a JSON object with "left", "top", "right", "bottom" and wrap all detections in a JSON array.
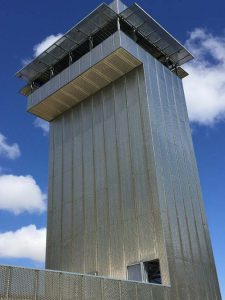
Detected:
[
  {"left": 33, "top": 34, "right": 63, "bottom": 57},
  {"left": 0, "top": 225, "right": 46, "bottom": 262},
  {"left": 183, "top": 28, "right": 225, "bottom": 126},
  {"left": 34, "top": 118, "right": 49, "bottom": 135},
  {"left": 0, "top": 175, "right": 46, "bottom": 215},
  {"left": 22, "top": 33, "right": 62, "bottom": 65},
  {"left": 0, "top": 133, "right": 20, "bottom": 160}
]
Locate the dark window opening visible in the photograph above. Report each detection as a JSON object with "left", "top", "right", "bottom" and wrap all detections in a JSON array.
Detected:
[{"left": 143, "top": 259, "right": 161, "bottom": 284}]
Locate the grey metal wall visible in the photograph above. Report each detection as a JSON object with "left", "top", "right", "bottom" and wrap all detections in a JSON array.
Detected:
[
  {"left": 46, "top": 65, "right": 164, "bottom": 280},
  {"left": 0, "top": 265, "right": 170, "bottom": 300},
  {"left": 46, "top": 31, "right": 221, "bottom": 299},
  {"left": 141, "top": 42, "right": 221, "bottom": 299}
]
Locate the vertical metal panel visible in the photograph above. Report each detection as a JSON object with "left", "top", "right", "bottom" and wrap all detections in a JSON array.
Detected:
[
  {"left": 97, "top": 227, "right": 111, "bottom": 277},
  {"left": 102, "top": 83, "right": 124, "bottom": 279},
  {"left": 46, "top": 123, "right": 54, "bottom": 269},
  {"left": 47, "top": 117, "right": 63, "bottom": 270},
  {"left": 61, "top": 110, "right": 73, "bottom": 272},
  {"left": 136, "top": 63, "right": 160, "bottom": 262},
  {"left": 92, "top": 92, "right": 111, "bottom": 277},
  {"left": 138, "top": 214, "right": 156, "bottom": 260},
  {"left": 47, "top": 122, "right": 54, "bottom": 214},
  {"left": 82, "top": 98, "right": 96, "bottom": 230},
  {"left": 102, "top": 34, "right": 115, "bottom": 58},
  {"left": 102, "top": 84, "right": 122, "bottom": 227},
  {"left": 62, "top": 111, "right": 73, "bottom": 205},
  {"left": 72, "top": 233, "right": 85, "bottom": 273},
  {"left": 81, "top": 98, "right": 97, "bottom": 274},
  {"left": 61, "top": 238, "right": 73, "bottom": 272},
  {"left": 110, "top": 223, "right": 126, "bottom": 279},
  {"left": 168, "top": 70, "right": 192, "bottom": 261},
  {"left": 90, "top": 43, "right": 103, "bottom": 66},
  {"left": 59, "top": 67, "right": 70, "bottom": 87},
  {"left": 114, "top": 76, "right": 136, "bottom": 222},
  {"left": 72, "top": 105, "right": 83, "bottom": 200},
  {"left": 62, "top": 202, "right": 72, "bottom": 241},
  {"left": 125, "top": 66, "right": 158, "bottom": 263},
  {"left": 84, "top": 230, "right": 98, "bottom": 274},
  {"left": 123, "top": 218, "right": 139, "bottom": 266},
  {"left": 80, "top": 50, "right": 91, "bottom": 75},
  {"left": 92, "top": 93, "right": 108, "bottom": 228},
  {"left": 125, "top": 65, "right": 149, "bottom": 213}
]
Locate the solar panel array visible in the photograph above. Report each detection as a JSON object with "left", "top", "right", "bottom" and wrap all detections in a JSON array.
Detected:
[
  {"left": 16, "top": 4, "right": 117, "bottom": 82},
  {"left": 16, "top": 2, "right": 193, "bottom": 93},
  {"left": 119, "top": 4, "right": 193, "bottom": 66}
]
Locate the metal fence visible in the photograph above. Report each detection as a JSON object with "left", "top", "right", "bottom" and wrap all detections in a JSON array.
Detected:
[{"left": 0, "top": 265, "right": 169, "bottom": 299}]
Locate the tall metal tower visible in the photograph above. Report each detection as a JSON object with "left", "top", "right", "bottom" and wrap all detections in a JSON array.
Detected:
[{"left": 16, "top": 1, "right": 221, "bottom": 299}]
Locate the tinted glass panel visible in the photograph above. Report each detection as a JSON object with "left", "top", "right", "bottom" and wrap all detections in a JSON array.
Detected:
[{"left": 127, "top": 264, "right": 142, "bottom": 282}]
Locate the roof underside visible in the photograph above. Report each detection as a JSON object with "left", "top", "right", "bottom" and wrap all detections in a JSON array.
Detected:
[
  {"left": 29, "top": 48, "right": 142, "bottom": 121},
  {"left": 16, "top": 2, "right": 193, "bottom": 96}
]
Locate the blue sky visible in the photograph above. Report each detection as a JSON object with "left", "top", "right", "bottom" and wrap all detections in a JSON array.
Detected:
[{"left": 0, "top": 0, "right": 224, "bottom": 297}]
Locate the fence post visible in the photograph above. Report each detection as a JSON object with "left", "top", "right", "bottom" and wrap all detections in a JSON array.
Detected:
[
  {"left": 59, "top": 272, "right": 62, "bottom": 300},
  {"left": 34, "top": 270, "right": 38, "bottom": 300},
  {"left": 6, "top": 266, "right": 11, "bottom": 300}
]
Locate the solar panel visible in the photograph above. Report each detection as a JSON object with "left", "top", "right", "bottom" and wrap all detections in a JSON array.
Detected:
[
  {"left": 16, "top": 3, "right": 117, "bottom": 82},
  {"left": 16, "top": 2, "right": 193, "bottom": 95},
  {"left": 119, "top": 4, "right": 193, "bottom": 66}
]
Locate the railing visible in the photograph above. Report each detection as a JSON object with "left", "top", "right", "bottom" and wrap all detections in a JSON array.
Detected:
[{"left": 0, "top": 265, "right": 169, "bottom": 299}]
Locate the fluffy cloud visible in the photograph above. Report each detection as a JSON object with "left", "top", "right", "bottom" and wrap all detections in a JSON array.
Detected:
[
  {"left": 34, "top": 118, "right": 49, "bottom": 135},
  {"left": 0, "top": 175, "right": 46, "bottom": 214},
  {"left": 0, "top": 133, "right": 20, "bottom": 160},
  {"left": 183, "top": 28, "right": 225, "bottom": 125},
  {"left": 0, "top": 225, "right": 46, "bottom": 262},
  {"left": 33, "top": 34, "right": 63, "bottom": 57},
  {"left": 22, "top": 33, "right": 62, "bottom": 65}
]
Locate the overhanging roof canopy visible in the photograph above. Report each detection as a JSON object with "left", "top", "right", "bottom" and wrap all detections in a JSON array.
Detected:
[
  {"left": 16, "top": 3, "right": 117, "bottom": 83},
  {"left": 16, "top": 1, "right": 193, "bottom": 96},
  {"left": 119, "top": 4, "right": 193, "bottom": 66}
]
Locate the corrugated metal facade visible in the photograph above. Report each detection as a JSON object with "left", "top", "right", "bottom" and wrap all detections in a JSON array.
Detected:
[
  {"left": 36, "top": 29, "right": 220, "bottom": 300},
  {"left": 46, "top": 64, "right": 162, "bottom": 277}
]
